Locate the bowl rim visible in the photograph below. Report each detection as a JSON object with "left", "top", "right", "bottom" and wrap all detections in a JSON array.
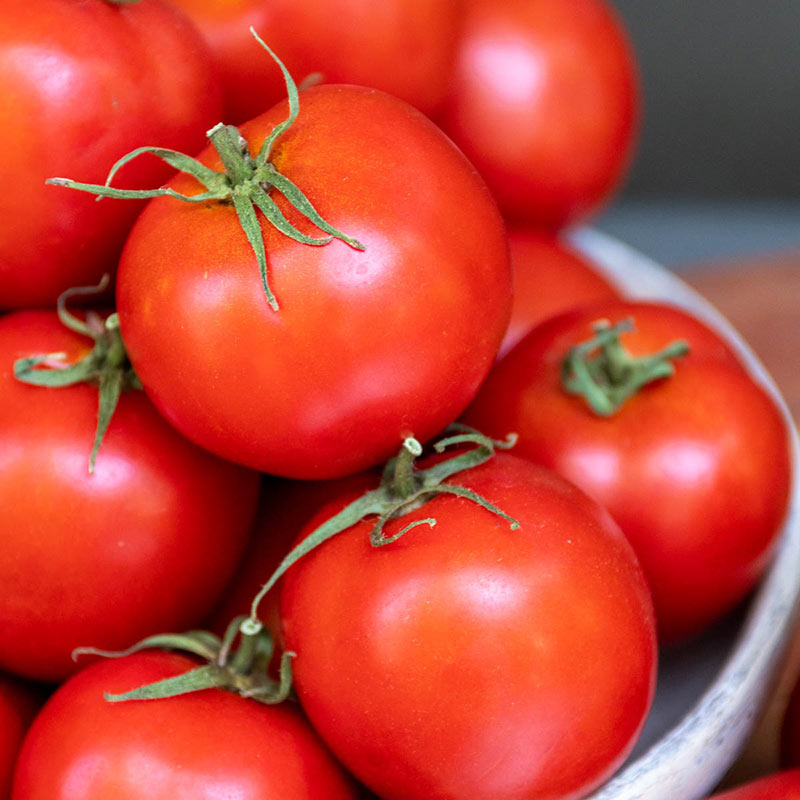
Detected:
[{"left": 569, "top": 228, "right": 800, "bottom": 800}]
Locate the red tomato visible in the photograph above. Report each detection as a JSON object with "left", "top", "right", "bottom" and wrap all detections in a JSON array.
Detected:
[
  {"left": 0, "top": 0, "right": 221, "bottom": 309},
  {"left": 0, "top": 675, "right": 39, "bottom": 800},
  {"left": 709, "top": 770, "right": 800, "bottom": 799},
  {"left": 464, "top": 301, "right": 791, "bottom": 642},
  {"left": 0, "top": 311, "right": 260, "bottom": 681},
  {"left": 208, "top": 472, "right": 375, "bottom": 646},
  {"left": 12, "top": 651, "right": 357, "bottom": 800},
  {"left": 166, "top": 0, "right": 460, "bottom": 122},
  {"left": 440, "top": 0, "right": 639, "bottom": 228},
  {"left": 280, "top": 452, "right": 657, "bottom": 800},
  {"left": 499, "top": 228, "right": 621, "bottom": 359},
  {"left": 117, "top": 84, "right": 512, "bottom": 479}
]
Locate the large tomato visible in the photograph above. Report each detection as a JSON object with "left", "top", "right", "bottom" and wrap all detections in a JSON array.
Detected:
[
  {"left": 0, "top": 311, "right": 260, "bottom": 681},
  {"left": 11, "top": 652, "right": 357, "bottom": 799},
  {"left": 117, "top": 84, "right": 511, "bottom": 479},
  {"left": 440, "top": 0, "right": 639, "bottom": 228},
  {"left": 280, "top": 452, "right": 657, "bottom": 800},
  {"left": 1, "top": 675, "right": 39, "bottom": 800},
  {"left": 709, "top": 770, "right": 800, "bottom": 799},
  {"left": 166, "top": 0, "right": 461, "bottom": 122},
  {"left": 499, "top": 228, "right": 621, "bottom": 359},
  {"left": 464, "top": 301, "right": 791, "bottom": 642},
  {"left": 0, "top": 0, "right": 221, "bottom": 308}
]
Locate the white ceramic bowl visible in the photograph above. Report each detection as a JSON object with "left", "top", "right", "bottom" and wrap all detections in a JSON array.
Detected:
[{"left": 567, "top": 228, "right": 800, "bottom": 800}]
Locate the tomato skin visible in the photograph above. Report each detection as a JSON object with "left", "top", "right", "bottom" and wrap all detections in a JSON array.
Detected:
[
  {"left": 441, "top": 0, "right": 639, "bottom": 228},
  {"left": 281, "top": 453, "right": 657, "bottom": 800},
  {"left": 0, "top": 675, "right": 39, "bottom": 800},
  {"left": 464, "top": 301, "right": 791, "bottom": 642},
  {"left": 709, "top": 770, "right": 800, "bottom": 798},
  {"left": 166, "top": 0, "right": 460, "bottom": 122},
  {"left": 0, "top": 0, "right": 221, "bottom": 309},
  {"left": 0, "top": 311, "right": 260, "bottom": 682},
  {"left": 499, "top": 228, "right": 621, "bottom": 359},
  {"left": 11, "top": 651, "right": 357, "bottom": 800},
  {"left": 117, "top": 84, "right": 512, "bottom": 479}
]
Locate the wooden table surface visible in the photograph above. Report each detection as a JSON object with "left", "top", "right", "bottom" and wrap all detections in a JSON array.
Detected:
[{"left": 682, "top": 251, "right": 800, "bottom": 788}]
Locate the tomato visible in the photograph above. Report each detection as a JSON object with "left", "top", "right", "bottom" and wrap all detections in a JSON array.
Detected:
[
  {"left": 0, "top": 0, "right": 221, "bottom": 308},
  {"left": 709, "top": 770, "right": 800, "bottom": 798},
  {"left": 166, "top": 0, "right": 461, "bottom": 122},
  {"left": 464, "top": 301, "right": 791, "bottom": 642},
  {"left": 0, "top": 311, "right": 260, "bottom": 681},
  {"left": 440, "top": 0, "right": 639, "bottom": 228},
  {"left": 116, "top": 84, "right": 511, "bottom": 479},
  {"left": 0, "top": 675, "right": 39, "bottom": 800},
  {"left": 11, "top": 651, "right": 357, "bottom": 799},
  {"left": 208, "top": 471, "right": 375, "bottom": 648},
  {"left": 280, "top": 452, "right": 657, "bottom": 800},
  {"left": 499, "top": 228, "right": 621, "bottom": 359}
]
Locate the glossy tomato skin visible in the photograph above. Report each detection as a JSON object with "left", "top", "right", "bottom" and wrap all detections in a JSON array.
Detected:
[
  {"left": 281, "top": 453, "right": 657, "bottom": 800},
  {"left": 0, "top": 675, "right": 39, "bottom": 800},
  {"left": 709, "top": 770, "right": 800, "bottom": 798},
  {"left": 0, "top": 0, "right": 221, "bottom": 308},
  {"left": 464, "top": 301, "right": 791, "bottom": 643},
  {"left": 166, "top": 0, "right": 461, "bottom": 122},
  {"left": 441, "top": 0, "right": 639, "bottom": 228},
  {"left": 0, "top": 312, "right": 260, "bottom": 682},
  {"left": 499, "top": 228, "right": 621, "bottom": 359},
  {"left": 12, "top": 652, "right": 357, "bottom": 800},
  {"left": 117, "top": 84, "right": 512, "bottom": 479}
]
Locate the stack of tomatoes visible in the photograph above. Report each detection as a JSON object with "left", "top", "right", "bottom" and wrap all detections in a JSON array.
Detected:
[{"left": 0, "top": 1, "right": 793, "bottom": 799}]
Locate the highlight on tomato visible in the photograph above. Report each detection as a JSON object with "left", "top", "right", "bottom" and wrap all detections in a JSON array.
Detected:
[
  {"left": 464, "top": 300, "right": 792, "bottom": 642},
  {"left": 0, "top": 0, "right": 222, "bottom": 308},
  {"left": 0, "top": 307, "right": 260, "bottom": 682},
  {"left": 269, "top": 430, "right": 658, "bottom": 800},
  {"left": 52, "top": 38, "right": 512, "bottom": 479},
  {"left": 440, "top": 0, "right": 639, "bottom": 228}
]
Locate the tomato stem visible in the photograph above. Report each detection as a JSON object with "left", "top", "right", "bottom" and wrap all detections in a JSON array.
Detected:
[
  {"left": 561, "top": 318, "right": 689, "bottom": 415},
  {"left": 244, "top": 425, "right": 520, "bottom": 632},
  {"left": 45, "top": 29, "right": 365, "bottom": 311},
  {"left": 13, "top": 278, "right": 141, "bottom": 474}
]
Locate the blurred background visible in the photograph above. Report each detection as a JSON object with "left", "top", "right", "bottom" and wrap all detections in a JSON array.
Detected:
[{"left": 597, "top": 0, "right": 800, "bottom": 269}]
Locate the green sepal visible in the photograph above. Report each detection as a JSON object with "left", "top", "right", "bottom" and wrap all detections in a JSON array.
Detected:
[
  {"left": 13, "top": 279, "right": 140, "bottom": 474},
  {"left": 562, "top": 318, "right": 690, "bottom": 416},
  {"left": 46, "top": 29, "right": 366, "bottom": 310},
  {"left": 106, "top": 664, "right": 225, "bottom": 702},
  {"left": 246, "top": 425, "right": 520, "bottom": 627}
]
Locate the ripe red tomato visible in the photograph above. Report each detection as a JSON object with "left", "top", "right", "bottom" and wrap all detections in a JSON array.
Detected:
[
  {"left": 0, "top": 311, "right": 260, "bottom": 681},
  {"left": 499, "top": 228, "right": 621, "bottom": 359},
  {"left": 1, "top": 675, "right": 39, "bottom": 800},
  {"left": 280, "top": 452, "right": 657, "bottom": 800},
  {"left": 464, "top": 301, "right": 791, "bottom": 642},
  {"left": 117, "top": 84, "right": 512, "bottom": 479},
  {"left": 0, "top": 0, "right": 221, "bottom": 308},
  {"left": 709, "top": 770, "right": 800, "bottom": 798},
  {"left": 440, "top": 0, "right": 639, "bottom": 228},
  {"left": 12, "top": 651, "right": 357, "bottom": 800},
  {"left": 166, "top": 0, "right": 460, "bottom": 122}
]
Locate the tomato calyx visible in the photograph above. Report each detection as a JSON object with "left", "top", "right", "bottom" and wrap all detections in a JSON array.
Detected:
[
  {"left": 13, "top": 276, "right": 141, "bottom": 474},
  {"left": 561, "top": 317, "right": 689, "bottom": 415},
  {"left": 242, "top": 425, "right": 520, "bottom": 638},
  {"left": 72, "top": 616, "right": 294, "bottom": 705},
  {"left": 46, "top": 29, "right": 365, "bottom": 311}
]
